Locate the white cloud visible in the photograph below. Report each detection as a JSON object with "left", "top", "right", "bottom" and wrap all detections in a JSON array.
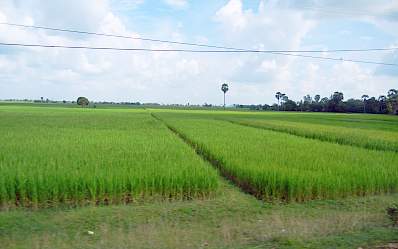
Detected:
[
  {"left": 215, "top": 0, "right": 316, "bottom": 51},
  {"left": 258, "top": 59, "right": 277, "bottom": 72},
  {"left": 0, "top": 0, "right": 397, "bottom": 105},
  {"left": 164, "top": 0, "right": 188, "bottom": 9},
  {"left": 215, "top": 0, "right": 250, "bottom": 30},
  {"left": 110, "top": 0, "right": 145, "bottom": 11}
]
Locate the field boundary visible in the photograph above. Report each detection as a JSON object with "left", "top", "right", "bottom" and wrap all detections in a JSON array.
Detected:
[
  {"left": 150, "top": 113, "right": 263, "bottom": 200},
  {"left": 224, "top": 119, "right": 398, "bottom": 153}
]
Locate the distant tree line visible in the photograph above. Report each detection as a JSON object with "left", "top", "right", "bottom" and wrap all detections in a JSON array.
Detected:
[
  {"left": 95, "top": 101, "right": 142, "bottom": 105},
  {"left": 3, "top": 88, "right": 398, "bottom": 114},
  {"left": 266, "top": 89, "right": 398, "bottom": 114}
]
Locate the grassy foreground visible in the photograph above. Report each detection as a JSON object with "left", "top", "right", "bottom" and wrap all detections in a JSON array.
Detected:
[{"left": 1, "top": 182, "right": 397, "bottom": 249}]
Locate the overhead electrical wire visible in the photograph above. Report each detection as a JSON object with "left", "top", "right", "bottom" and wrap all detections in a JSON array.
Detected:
[
  {"left": 0, "top": 22, "right": 396, "bottom": 66},
  {"left": 0, "top": 22, "right": 249, "bottom": 51},
  {"left": 0, "top": 42, "right": 396, "bottom": 67},
  {"left": 1, "top": 22, "right": 397, "bottom": 53},
  {"left": 272, "top": 52, "right": 398, "bottom": 66}
]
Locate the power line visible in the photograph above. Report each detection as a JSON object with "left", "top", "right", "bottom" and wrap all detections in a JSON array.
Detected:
[
  {"left": 272, "top": 52, "right": 398, "bottom": 66},
  {"left": 1, "top": 23, "right": 396, "bottom": 66},
  {"left": 0, "top": 42, "right": 397, "bottom": 67},
  {"left": 0, "top": 22, "right": 247, "bottom": 51},
  {"left": 1, "top": 22, "right": 397, "bottom": 53}
]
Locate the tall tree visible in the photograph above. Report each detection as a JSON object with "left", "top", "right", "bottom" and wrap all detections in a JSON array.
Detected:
[
  {"left": 378, "top": 95, "right": 387, "bottom": 113},
  {"left": 275, "top": 92, "right": 282, "bottom": 111},
  {"left": 303, "top": 95, "right": 312, "bottom": 111},
  {"left": 387, "top": 89, "right": 398, "bottom": 99},
  {"left": 332, "top": 92, "right": 344, "bottom": 102},
  {"left": 310, "top": 94, "right": 322, "bottom": 112},
  {"left": 320, "top": 97, "right": 329, "bottom": 111},
  {"left": 221, "top": 83, "right": 229, "bottom": 108},
  {"left": 284, "top": 99, "right": 297, "bottom": 111},
  {"left": 361, "top": 94, "right": 369, "bottom": 113},
  {"left": 328, "top": 92, "right": 344, "bottom": 112},
  {"left": 345, "top": 98, "right": 363, "bottom": 113},
  {"left": 387, "top": 89, "right": 398, "bottom": 114},
  {"left": 366, "top": 97, "right": 380, "bottom": 113},
  {"left": 281, "top": 94, "right": 287, "bottom": 111}
]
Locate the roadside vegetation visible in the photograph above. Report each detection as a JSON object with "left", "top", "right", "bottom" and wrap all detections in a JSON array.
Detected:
[{"left": 1, "top": 180, "right": 397, "bottom": 249}]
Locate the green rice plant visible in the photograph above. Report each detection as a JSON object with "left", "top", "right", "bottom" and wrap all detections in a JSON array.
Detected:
[
  {"left": 225, "top": 118, "right": 398, "bottom": 152},
  {"left": 225, "top": 112, "right": 398, "bottom": 132},
  {"left": 157, "top": 112, "right": 398, "bottom": 202},
  {"left": 0, "top": 107, "right": 219, "bottom": 207},
  {"left": 149, "top": 108, "right": 398, "bottom": 132},
  {"left": 150, "top": 109, "right": 398, "bottom": 152}
]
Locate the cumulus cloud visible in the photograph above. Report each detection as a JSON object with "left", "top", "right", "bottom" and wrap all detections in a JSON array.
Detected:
[
  {"left": 0, "top": 0, "right": 397, "bottom": 105},
  {"left": 215, "top": 0, "right": 250, "bottom": 30},
  {"left": 0, "top": 0, "right": 200, "bottom": 103},
  {"left": 213, "top": 0, "right": 319, "bottom": 102}
]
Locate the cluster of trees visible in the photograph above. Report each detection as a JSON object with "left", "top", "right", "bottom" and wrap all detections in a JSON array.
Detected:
[
  {"left": 76, "top": 98, "right": 144, "bottom": 107},
  {"left": 94, "top": 101, "right": 141, "bottom": 105},
  {"left": 270, "top": 89, "right": 398, "bottom": 114}
]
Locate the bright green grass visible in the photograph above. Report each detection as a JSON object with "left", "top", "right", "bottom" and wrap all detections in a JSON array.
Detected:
[
  {"left": 0, "top": 106, "right": 219, "bottom": 207},
  {"left": 156, "top": 112, "right": 398, "bottom": 201}
]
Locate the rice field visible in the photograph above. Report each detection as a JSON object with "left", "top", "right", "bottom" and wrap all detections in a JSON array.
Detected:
[
  {"left": 155, "top": 110, "right": 398, "bottom": 201},
  {"left": 0, "top": 106, "right": 219, "bottom": 207},
  {"left": 225, "top": 118, "right": 398, "bottom": 152},
  {"left": 1, "top": 105, "right": 398, "bottom": 206},
  {"left": 223, "top": 111, "right": 398, "bottom": 132}
]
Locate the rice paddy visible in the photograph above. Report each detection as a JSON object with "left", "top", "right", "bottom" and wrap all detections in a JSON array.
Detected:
[
  {"left": 154, "top": 110, "right": 398, "bottom": 201},
  {"left": 1, "top": 105, "right": 398, "bottom": 206},
  {"left": 226, "top": 118, "right": 398, "bottom": 152},
  {"left": 0, "top": 106, "right": 219, "bottom": 207}
]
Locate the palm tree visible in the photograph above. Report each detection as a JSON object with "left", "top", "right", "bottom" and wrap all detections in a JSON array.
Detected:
[
  {"left": 275, "top": 92, "right": 282, "bottom": 111},
  {"left": 361, "top": 94, "right": 369, "bottom": 113},
  {"left": 221, "top": 83, "right": 229, "bottom": 108},
  {"left": 387, "top": 89, "right": 398, "bottom": 99},
  {"left": 378, "top": 95, "right": 387, "bottom": 113}
]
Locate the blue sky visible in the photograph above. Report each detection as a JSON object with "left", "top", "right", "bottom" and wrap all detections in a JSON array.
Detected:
[{"left": 0, "top": 0, "right": 397, "bottom": 105}]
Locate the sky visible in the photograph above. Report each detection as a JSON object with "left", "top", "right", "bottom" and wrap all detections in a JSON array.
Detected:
[{"left": 0, "top": 0, "right": 397, "bottom": 105}]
